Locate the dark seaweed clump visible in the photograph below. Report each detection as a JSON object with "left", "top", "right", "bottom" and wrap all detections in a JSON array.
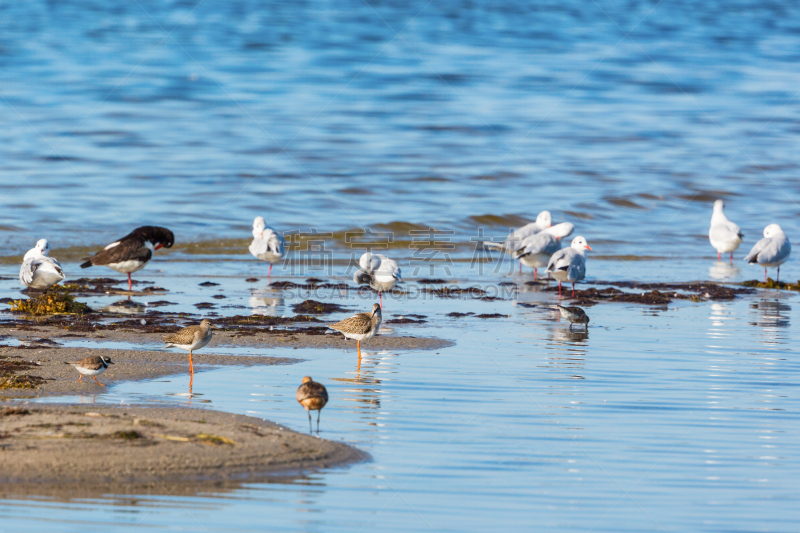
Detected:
[
  {"left": 292, "top": 300, "right": 346, "bottom": 314},
  {"left": 550, "top": 282, "right": 752, "bottom": 304},
  {"left": 421, "top": 286, "right": 487, "bottom": 298},
  {"left": 384, "top": 317, "right": 427, "bottom": 324},
  {"left": 742, "top": 278, "right": 800, "bottom": 290}
]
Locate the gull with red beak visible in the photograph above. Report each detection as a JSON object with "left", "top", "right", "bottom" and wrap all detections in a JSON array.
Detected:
[
  {"left": 249, "top": 216, "right": 286, "bottom": 277},
  {"left": 80, "top": 226, "right": 174, "bottom": 291},
  {"left": 546, "top": 236, "right": 592, "bottom": 298}
]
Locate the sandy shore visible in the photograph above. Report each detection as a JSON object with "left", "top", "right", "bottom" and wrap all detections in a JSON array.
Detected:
[
  {"left": 0, "top": 321, "right": 452, "bottom": 399},
  {"left": 0, "top": 404, "right": 366, "bottom": 498}
]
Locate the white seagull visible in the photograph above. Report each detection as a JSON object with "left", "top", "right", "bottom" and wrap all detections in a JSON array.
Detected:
[
  {"left": 545, "top": 236, "right": 592, "bottom": 299},
  {"left": 743, "top": 224, "right": 791, "bottom": 282},
  {"left": 20, "top": 239, "right": 66, "bottom": 290},
  {"left": 483, "top": 211, "right": 553, "bottom": 273},
  {"left": 353, "top": 252, "right": 401, "bottom": 309},
  {"left": 249, "top": 216, "right": 286, "bottom": 277},
  {"left": 512, "top": 222, "right": 575, "bottom": 281},
  {"left": 709, "top": 200, "right": 743, "bottom": 263}
]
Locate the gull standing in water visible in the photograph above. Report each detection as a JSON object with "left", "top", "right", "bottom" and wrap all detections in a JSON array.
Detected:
[
  {"left": 80, "top": 226, "right": 174, "bottom": 291},
  {"left": 546, "top": 236, "right": 592, "bottom": 298},
  {"left": 19, "top": 239, "right": 65, "bottom": 290},
  {"left": 513, "top": 222, "right": 574, "bottom": 281},
  {"left": 484, "top": 211, "right": 552, "bottom": 272},
  {"left": 709, "top": 200, "right": 743, "bottom": 263},
  {"left": 743, "top": 224, "right": 791, "bottom": 282},
  {"left": 249, "top": 216, "right": 286, "bottom": 277},
  {"left": 353, "top": 252, "right": 401, "bottom": 308}
]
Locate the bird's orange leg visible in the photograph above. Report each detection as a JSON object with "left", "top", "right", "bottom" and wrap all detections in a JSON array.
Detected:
[
  {"left": 268, "top": 264, "right": 273, "bottom": 277},
  {"left": 127, "top": 273, "right": 132, "bottom": 291},
  {"left": 379, "top": 292, "right": 383, "bottom": 309},
  {"left": 78, "top": 375, "right": 83, "bottom": 382},
  {"left": 92, "top": 376, "right": 105, "bottom": 386},
  {"left": 572, "top": 282, "right": 575, "bottom": 298},
  {"left": 357, "top": 340, "right": 361, "bottom": 359},
  {"left": 189, "top": 351, "right": 194, "bottom": 374}
]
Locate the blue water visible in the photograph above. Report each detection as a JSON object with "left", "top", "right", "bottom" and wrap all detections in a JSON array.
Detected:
[{"left": 2, "top": 0, "right": 800, "bottom": 531}]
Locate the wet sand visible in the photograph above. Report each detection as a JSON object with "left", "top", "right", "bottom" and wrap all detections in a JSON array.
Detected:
[
  {"left": 0, "top": 404, "right": 366, "bottom": 498},
  {"left": 0, "top": 326, "right": 451, "bottom": 399},
  {"left": 0, "top": 307, "right": 449, "bottom": 492}
]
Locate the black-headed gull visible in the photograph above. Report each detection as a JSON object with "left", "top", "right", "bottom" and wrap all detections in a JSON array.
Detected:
[
  {"left": 20, "top": 239, "right": 66, "bottom": 289},
  {"left": 545, "top": 236, "right": 592, "bottom": 298},
  {"left": 743, "top": 224, "right": 791, "bottom": 282},
  {"left": 512, "top": 222, "right": 574, "bottom": 280},
  {"left": 80, "top": 226, "right": 174, "bottom": 291},
  {"left": 353, "top": 252, "right": 401, "bottom": 308},
  {"left": 709, "top": 200, "right": 743, "bottom": 263},
  {"left": 483, "top": 211, "right": 553, "bottom": 273},
  {"left": 249, "top": 216, "right": 286, "bottom": 277}
]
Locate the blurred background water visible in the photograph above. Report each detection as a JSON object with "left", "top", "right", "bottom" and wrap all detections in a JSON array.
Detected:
[
  {"left": 1, "top": 0, "right": 800, "bottom": 272},
  {"left": 1, "top": 1, "right": 800, "bottom": 531}
]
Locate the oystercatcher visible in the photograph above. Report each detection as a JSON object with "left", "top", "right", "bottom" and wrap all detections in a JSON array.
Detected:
[{"left": 80, "top": 226, "right": 174, "bottom": 291}]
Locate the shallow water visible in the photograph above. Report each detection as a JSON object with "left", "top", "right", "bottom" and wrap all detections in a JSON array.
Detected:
[
  {"left": 2, "top": 0, "right": 800, "bottom": 531},
  {"left": 2, "top": 264, "right": 800, "bottom": 532}
]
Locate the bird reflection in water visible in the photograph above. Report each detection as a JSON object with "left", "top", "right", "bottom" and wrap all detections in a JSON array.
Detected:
[
  {"left": 750, "top": 298, "right": 790, "bottom": 345},
  {"left": 330, "top": 350, "right": 396, "bottom": 418},
  {"left": 544, "top": 326, "right": 589, "bottom": 379},
  {"left": 102, "top": 299, "right": 147, "bottom": 314},
  {"left": 248, "top": 289, "right": 284, "bottom": 316},
  {"left": 709, "top": 261, "right": 740, "bottom": 281}
]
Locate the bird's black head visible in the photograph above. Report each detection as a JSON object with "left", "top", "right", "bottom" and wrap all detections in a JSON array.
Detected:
[{"left": 135, "top": 226, "right": 175, "bottom": 250}]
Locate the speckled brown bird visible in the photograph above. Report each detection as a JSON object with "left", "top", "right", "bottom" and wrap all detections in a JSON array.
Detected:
[
  {"left": 296, "top": 376, "right": 329, "bottom": 433},
  {"left": 64, "top": 356, "right": 114, "bottom": 386},
  {"left": 556, "top": 304, "right": 589, "bottom": 330},
  {"left": 162, "top": 319, "right": 215, "bottom": 375},
  {"left": 327, "top": 303, "right": 382, "bottom": 358}
]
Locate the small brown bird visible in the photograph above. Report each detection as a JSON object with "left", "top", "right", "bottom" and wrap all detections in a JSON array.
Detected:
[
  {"left": 64, "top": 356, "right": 114, "bottom": 386},
  {"left": 296, "top": 376, "right": 329, "bottom": 433},
  {"left": 328, "top": 303, "right": 382, "bottom": 358},
  {"left": 556, "top": 304, "right": 589, "bottom": 330},
  {"left": 162, "top": 319, "right": 215, "bottom": 375}
]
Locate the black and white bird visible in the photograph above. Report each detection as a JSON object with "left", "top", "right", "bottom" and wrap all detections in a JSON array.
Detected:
[
  {"left": 19, "top": 238, "right": 66, "bottom": 290},
  {"left": 64, "top": 355, "right": 114, "bottom": 386},
  {"left": 80, "top": 226, "right": 174, "bottom": 291},
  {"left": 249, "top": 216, "right": 286, "bottom": 277}
]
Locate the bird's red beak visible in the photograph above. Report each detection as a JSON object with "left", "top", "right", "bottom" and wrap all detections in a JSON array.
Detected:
[
  {"left": 155, "top": 243, "right": 164, "bottom": 250},
  {"left": 585, "top": 245, "right": 593, "bottom": 251}
]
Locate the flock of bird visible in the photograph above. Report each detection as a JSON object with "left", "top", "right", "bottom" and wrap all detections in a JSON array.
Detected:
[{"left": 20, "top": 203, "right": 794, "bottom": 432}]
